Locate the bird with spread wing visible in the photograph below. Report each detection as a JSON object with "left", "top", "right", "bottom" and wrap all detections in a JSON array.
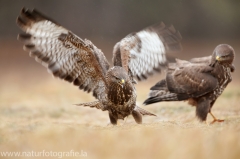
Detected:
[
  {"left": 17, "top": 8, "right": 181, "bottom": 125},
  {"left": 144, "top": 44, "right": 235, "bottom": 124}
]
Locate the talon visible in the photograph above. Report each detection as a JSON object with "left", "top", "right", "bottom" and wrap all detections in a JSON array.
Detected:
[
  {"left": 210, "top": 119, "right": 224, "bottom": 124},
  {"left": 209, "top": 112, "right": 224, "bottom": 124}
]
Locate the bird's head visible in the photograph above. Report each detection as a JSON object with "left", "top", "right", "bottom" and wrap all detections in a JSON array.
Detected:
[
  {"left": 107, "top": 66, "right": 128, "bottom": 88},
  {"left": 212, "top": 44, "right": 235, "bottom": 65}
]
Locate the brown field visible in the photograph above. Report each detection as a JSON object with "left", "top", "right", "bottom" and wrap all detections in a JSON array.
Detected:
[{"left": 0, "top": 41, "right": 240, "bottom": 159}]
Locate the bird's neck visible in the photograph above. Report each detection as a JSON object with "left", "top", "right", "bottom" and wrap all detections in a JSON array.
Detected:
[{"left": 211, "top": 62, "right": 232, "bottom": 81}]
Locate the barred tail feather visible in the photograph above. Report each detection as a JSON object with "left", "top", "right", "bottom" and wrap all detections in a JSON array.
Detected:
[{"left": 143, "top": 91, "right": 178, "bottom": 105}]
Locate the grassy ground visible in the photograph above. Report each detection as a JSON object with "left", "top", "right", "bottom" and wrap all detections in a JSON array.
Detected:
[
  {"left": 0, "top": 40, "right": 240, "bottom": 159},
  {"left": 0, "top": 68, "right": 240, "bottom": 159}
]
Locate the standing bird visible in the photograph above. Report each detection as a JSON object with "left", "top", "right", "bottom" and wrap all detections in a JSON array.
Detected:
[
  {"left": 144, "top": 44, "right": 235, "bottom": 124},
  {"left": 16, "top": 8, "right": 182, "bottom": 125}
]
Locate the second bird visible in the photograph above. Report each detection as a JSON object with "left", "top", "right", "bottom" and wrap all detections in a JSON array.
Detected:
[{"left": 144, "top": 44, "right": 235, "bottom": 124}]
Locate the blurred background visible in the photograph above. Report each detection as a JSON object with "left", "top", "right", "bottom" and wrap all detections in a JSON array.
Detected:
[
  {"left": 0, "top": 0, "right": 240, "bottom": 75},
  {"left": 0, "top": 0, "right": 240, "bottom": 65},
  {"left": 0, "top": 1, "right": 240, "bottom": 159}
]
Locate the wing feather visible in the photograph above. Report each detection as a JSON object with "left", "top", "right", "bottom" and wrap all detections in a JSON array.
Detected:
[
  {"left": 189, "top": 56, "right": 211, "bottom": 64},
  {"left": 17, "top": 8, "right": 110, "bottom": 99},
  {"left": 166, "top": 64, "right": 218, "bottom": 98},
  {"left": 113, "top": 22, "right": 182, "bottom": 81}
]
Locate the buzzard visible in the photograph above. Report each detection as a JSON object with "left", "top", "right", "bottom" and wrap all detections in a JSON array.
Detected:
[
  {"left": 16, "top": 8, "right": 182, "bottom": 125},
  {"left": 144, "top": 44, "right": 235, "bottom": 124}
]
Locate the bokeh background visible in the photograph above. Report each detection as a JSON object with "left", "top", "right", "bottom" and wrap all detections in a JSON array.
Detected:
[
  {"left": 0, "top": 0, "right": 240, "bottom": 83},
  {"left": 0, "top": 0, "right": 240, "bottom": 159}
]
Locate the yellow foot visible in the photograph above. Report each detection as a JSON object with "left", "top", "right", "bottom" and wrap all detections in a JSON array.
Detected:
[{"left": 210, "top": 119, "right": 224, "bottom": 124}]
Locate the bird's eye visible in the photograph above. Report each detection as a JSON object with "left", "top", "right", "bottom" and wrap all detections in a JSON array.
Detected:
[{"left": 114, "top": 76, "right": 119, "bottom": 80}]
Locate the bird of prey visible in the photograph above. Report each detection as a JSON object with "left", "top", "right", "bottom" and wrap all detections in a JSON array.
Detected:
[
  {"left": 144, "top": 44, "right": 235, "bottom": 124},
  {"left": 17, "top": 8, "right": 182, "bottom": 125}
]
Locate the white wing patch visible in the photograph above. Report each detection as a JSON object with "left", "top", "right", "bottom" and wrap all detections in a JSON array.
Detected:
[
  {"left": 129, "top": 31, "right": 166, "bottom": 78},
  {"left": 137, "top": 31, "right": 165, "bottom": 55}
]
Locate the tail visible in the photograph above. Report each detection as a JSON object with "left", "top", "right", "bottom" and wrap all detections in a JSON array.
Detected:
[
  {"left": 135, "top": 106, "right": 157, "bottom": 116},
  {"left": 74, "top": 101, "right": 107, "bottom": 111},
  {"left": 143, "top": 91, "right": 179, "bottom": 105},
  {"left": 144, "top": 79, "right": 180, "bottom": 105}
]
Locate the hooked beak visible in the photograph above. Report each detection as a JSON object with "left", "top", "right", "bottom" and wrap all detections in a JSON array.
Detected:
[
  {"left": 120, "top": 79, "right": 125, "bottom": 88},
  {"left": 216, "top": 56, "right": 221, "bottom": 61}
]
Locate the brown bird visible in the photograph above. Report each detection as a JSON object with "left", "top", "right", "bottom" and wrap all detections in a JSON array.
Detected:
[
  {"left": 144, "top": 44, "right": 235, "bottom": 124},
  {"left": 17, "top": 8, "right": 181, "bottom": 125}
]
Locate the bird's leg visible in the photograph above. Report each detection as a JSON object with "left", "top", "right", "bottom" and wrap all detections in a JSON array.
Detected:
[
  {"left": 132, "top": 109, "right": 142, "bottom": 124},
  {"left": 196, "top": 98, "right": 210, "bottom": 122},
  {"left": 209, "top": 112, "right": 224, "bottom": 124},
  {"left": 109, "top": 111, "right": 118, "bottom": 125}
]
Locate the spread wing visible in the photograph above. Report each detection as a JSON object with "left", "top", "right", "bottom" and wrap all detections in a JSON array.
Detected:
[
  {"left": 112, "top": 22, "right": 182, "bottom": 80},
  {"left": 17, "top": 8, "right": 110, "bottom": 99},
  {"left": 166, "top": 64, "right": 218, "bottom": 98}
]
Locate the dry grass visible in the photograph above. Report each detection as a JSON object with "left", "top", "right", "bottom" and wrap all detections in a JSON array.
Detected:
[
  {"left": 1, "top": 37, "right": 240, "bottom": 159},
  {"left": 0, "top": 68, "right": 240, "bottom": 159}
]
